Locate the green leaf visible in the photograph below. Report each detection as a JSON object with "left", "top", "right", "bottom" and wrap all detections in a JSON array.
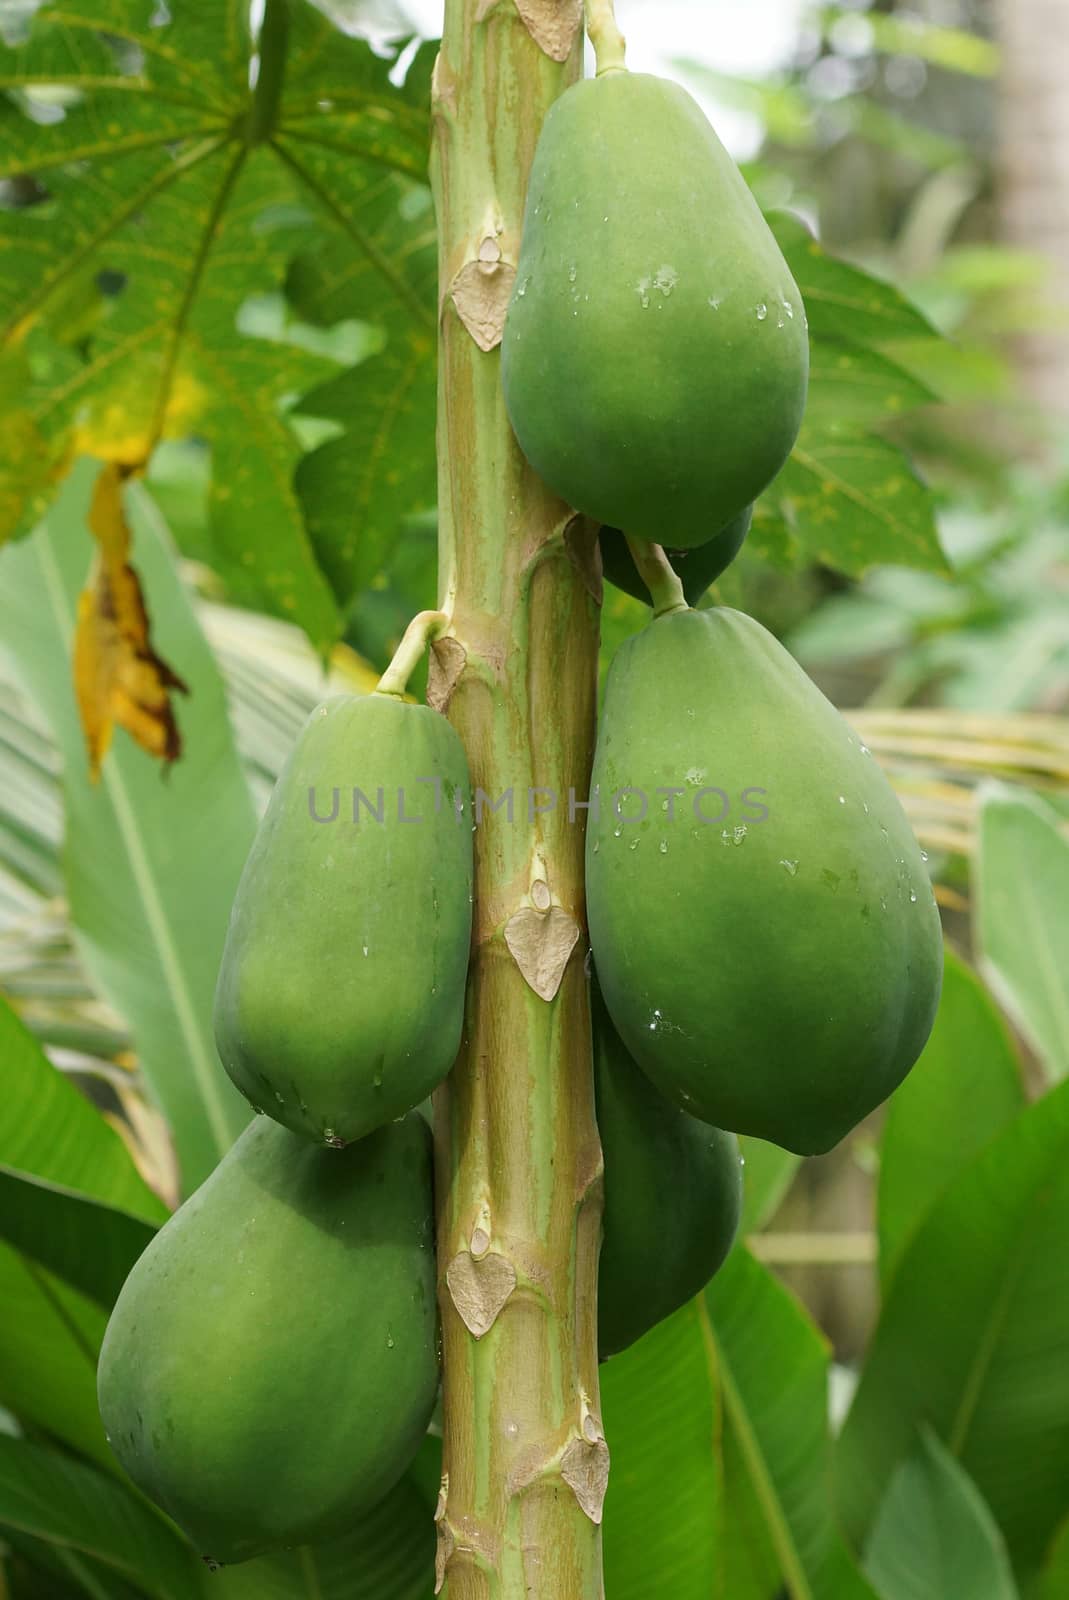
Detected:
[
  {"left": 0, "top": 1429, "right": 435, "bottom": 1600},
  {"left": 0, "top": 1167, "right": 155, "bottom": 1310},
  {"left": 769, "top": 214, "right": 936, "bottom": 344},
  {"left": 864, "top": 1430, "right": 1018, "bottom": 1600},
  {"left": 0, "top": 1433, "right": 204, "bottom": 1600},
  {"left": 838, "top": 1079, "right": 1069, "bottom": 1583},
  {"left": 0, "top": 1, "right": 434, "bottom": 642},
  {"left": 771, "top": 427, "right": 946, "bottom": 577},
  {"left": 0, "top": 992, "right": 164, "bottom": 1220},
  {"left": 295, "top": 327, "right": 437, "bottom": 602},
  {"left": 975, "top": 787, "right": 1069, "bottom": 1082},
  {"left": 600, "top": 1299, "right": 721, "bottom": 1599},
  {"left": 286, "top": 175, "right": 438, "bottom": 603},
  {"left": 0, "top": 464, "right": 255, "bottom": 1194},
  {"left": 878, "top": 951, "right": 1024, "bottom": 1288},
  {"left": 1039, "top": 1518, "right": 1069, "bottom": 1600},
  {"left": 212, "top": 1475, "right": 436, "bottom": 1600},
  {"left": 0, "top": 1245, "right": 110, "bottom": 1467},
  {"left": 706, "top": 1248, "right": 878, "bottom": 1600},
  {"left": 804, "top": 339, "right": 936, "bottom": 431},
  {"left": 739, "top": 1137, "right": 800, "bottom": 1234}
]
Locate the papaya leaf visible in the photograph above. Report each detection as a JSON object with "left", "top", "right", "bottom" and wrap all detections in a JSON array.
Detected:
[
  {"left": 0, "top": 993, "right": 164, "bottom": 1221},
  {"left": 705, "top": 1247, "right": 878, "bottom": 1600},
  {"left": 600, "top": 1299, "right": 721, "bottom": 1599},
  {"left": 0, "top": 464, "right": 255, "bottom": 1195},
  {"left": 294, "top": 324, "right": 437, "bottom": 604},
  {"left": 0, "top": 0, "right": 436, "bottom": 644},
  {"left": 863, "top": 1429, "right": 1018, "bottom": 1600},
  {"left": 286, "top": 178, "right": 438, "bottom": 604},
  {"left": 769, "top": 426, "right": 946, "bottom": 578},
  {"left": 975, "top": 787, "right": 1069, "bottom": 1083},
  {"left": 878, "top": 950, "right": 1024, "bottom": 1289},
  {"left": 768, "top": 213, "right": 937, "bottom": 345},
  {"left": 0, "top": 1245, "right": 111, "bottom": 1469},
  {"left": 838, "top": 1079, "right": 1069, "bottom": 1584},
  {"left": 0, "top": 1434, "right": 205, "bottom": 1600},
  {"left": 804, "top": 340, "right": 937, "bottom": 432}
]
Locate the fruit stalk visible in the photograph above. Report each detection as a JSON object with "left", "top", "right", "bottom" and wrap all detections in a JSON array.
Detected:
[
  {"left": 430, "top": 4, "right": 605, "bottom": 1597},
  {"left": 377, "top": 609, "right": 450, "bottom": 697},
  {"left": 584, "top": 0, "right": 627, "bottom": 76},
  {"left": 623, "top": 536, "right": 688, "bottom": 617}
]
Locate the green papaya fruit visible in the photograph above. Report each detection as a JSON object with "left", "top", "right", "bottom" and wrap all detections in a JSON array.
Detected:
[
  {"left": 586, "top": 608, "right": 943, "bottom": 1156},
  {"left": 501, "top": 72, "right": 808, "bottom": 547},
  {"left": 214, "top": 693, "right": 473, "bottom": 1147},
  {"left": 97, "top": 1113, "right": 438, "bottom": 1566},
  {"left": 600, "top": 507, "right": 753, "bottom": 607},
  {"left": 594, "top": 982, "right": 741, "bottom": 1358}
]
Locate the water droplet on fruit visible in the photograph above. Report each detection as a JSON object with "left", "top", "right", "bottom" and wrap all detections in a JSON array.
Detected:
[
  {"left": 838, "top": 795, "right": 846, "bottom": 805},
  {"left": 708, "top": 296, "right": 721, "bottom": 310},
  {"left": 629, "top": 837, "right": 639, "bottom": 851},
  {"left": 274, "top": 1092, "right": 284, "bottom": 1105},
  {"left": 635, "top": 277, "right": 652, "bottom": 309},
  {"left": 780, "top": 859, "right": 799, "bottom": 876},
  {"left": 568, "top": 264, "right": 577, "bottom": 283},
  {"left": 659, "top": 840, "right": 669, "bottom": 854},
  {"left": 784, "top": 299, "right": 795, "bottom": 319},
  {"left": 921, "top": 850, "right": 929, "bottom": 862},
  {"left": 756, "top": 303, "right": 768, "bottom": 321},
  {"left": 362, "top": 943, "right": 369, "bottom": 957},
  {"left": 910, "top": 891, "right": 918, "bottom": 903},
  {"left": 654, "top": 264, "right": 678, "bottom": 296}
]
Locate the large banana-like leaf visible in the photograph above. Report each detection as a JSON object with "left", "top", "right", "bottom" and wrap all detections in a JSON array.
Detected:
[{"left": 0, "top": 463, "right": 254, "bottom": 1194}]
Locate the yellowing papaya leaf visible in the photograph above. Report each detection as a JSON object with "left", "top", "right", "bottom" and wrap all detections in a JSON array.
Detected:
[
  {"left": 0, "top": 0, "right": 434, "bottom": 645},
  {"left": 73, "top": 462, "right": 188, "bottom": 778}
]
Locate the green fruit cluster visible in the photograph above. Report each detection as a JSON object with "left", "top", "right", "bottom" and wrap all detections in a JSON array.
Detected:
[{"left": 100, "top": 691, "right": 474, "bottom": 1564}]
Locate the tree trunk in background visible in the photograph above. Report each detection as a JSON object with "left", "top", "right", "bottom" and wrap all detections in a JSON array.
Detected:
[{"left": 999, "top": 0, "right": 1069, "bottom": 430}]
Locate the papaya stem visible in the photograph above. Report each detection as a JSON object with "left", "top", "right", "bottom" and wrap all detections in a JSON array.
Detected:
[
  {"left": 245, "top": 0, "right": 289, "bottom": 145},
  {"left": 375, "top": 610, "right": 450, "bottom": 699},
  {"left": 584, "top": 0, "right": 627, "bottom": 76},
  {"left": 431, "top": 5, "right": 604, "bottom": 1596},
  {"left": 624, "top": 535, "right": 689, "bottom": 616}
]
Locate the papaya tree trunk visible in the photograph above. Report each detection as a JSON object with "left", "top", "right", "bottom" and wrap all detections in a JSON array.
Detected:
[{"left": 430, "top": 3, "right": 606, "bottom": 1596}]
